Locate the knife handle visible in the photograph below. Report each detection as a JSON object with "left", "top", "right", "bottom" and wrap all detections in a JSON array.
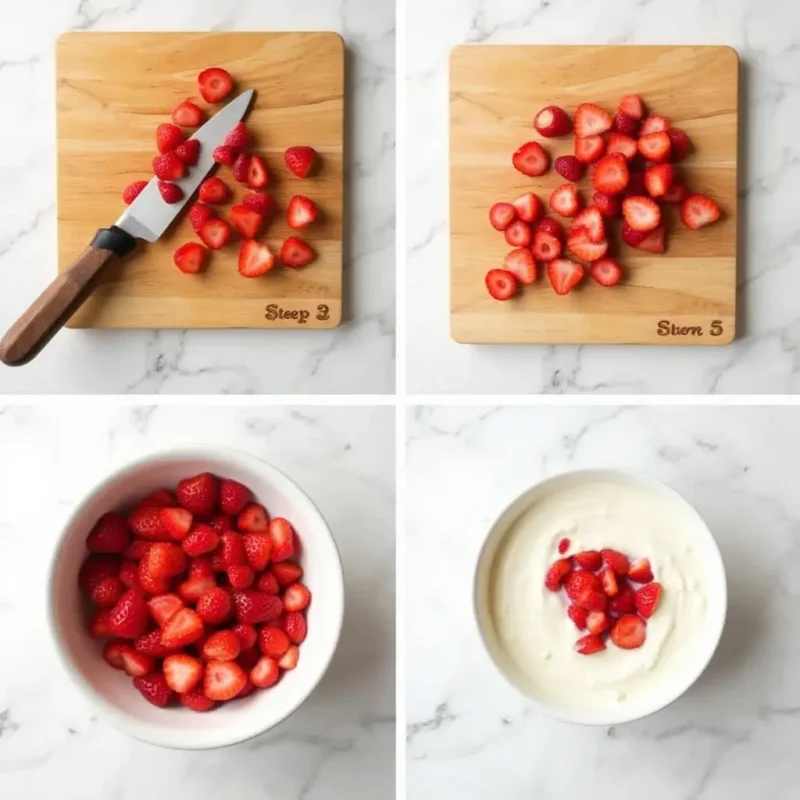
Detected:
[{"left": 0, "top": 226, "right": 137, "bottom": 367}]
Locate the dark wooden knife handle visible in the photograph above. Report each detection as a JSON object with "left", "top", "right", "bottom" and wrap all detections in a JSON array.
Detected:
[{"left": 0, "top": 226, "right": 137, "bottom": 367}]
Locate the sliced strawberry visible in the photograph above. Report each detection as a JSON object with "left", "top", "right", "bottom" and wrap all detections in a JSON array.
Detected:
[
  {"left": 644, "top": 164, "right": 675, "bottom": 198},
  {"left": 247, "top": 155, "right": 269, "bottom": 189},
  {"left": 163, "top": 653, "right": 203, "bottom": 693},
  {"left": 152, "top": 151, "right": 186, "bottom": 181},
  {"left": 146, "top": 542, "right": 187, "bottom": 579},
  {"left": 223, "top": 121, "right": 250, "bottom": 150},
  {"left": 173, "top": 242, "right": 207, "bottom": 275},
  {"left": 160, "top": 607, "right": 204, "bottom": 649},
  {"left": 89, "top": 609, "right": 114, "bottom": 639},
  {"left": 622, "top": 196, "right": 661, "bottom": 232},
  {"left": 667, "top": 128, "right": 692, "bottom": 161},
  {"left": 485, "top": 268, "right": 517, "bottom": 301},
  {"left": 635, "top": 228, "right": 665, "bottom": 257},
  {"left": 134, "top": 629, "right": 175, "bottom": 658},
  {"left": 287, "top": 195, "right": 318, "bottom": 229},
  {"left": 259, "top": 625, "right": 290, "bottom": 659},
  {"left": 612, "top": 111, "right": 639, "bottom": 136},
  {"left": 575, "top": 633, "right": 606, "bottom": 655},
  {"left": 137, "top": 560, "right": 171, "bottom": 595},
  {"left": 242, "top": 192, "right": 276, "bottom": 217},
  {"left": 279, "top": 237, "right": 315, "bottom": 268},
  {"left": 198, "top": 177, "right": 229, "bottom": 205},
  {"left": 204, "top": 660, "right": 247, "bottom": 700},
  {"left": 282, "top": 611, "right": 307, "bottom": 644},
  {"left": 574, "top": 103, "right": 612, "bottom": 138},
  {"left": 570, "top": 208, "right": 605, "bottom": 243},
  {"left": 147, "top": 593, "right": 184, "bottom": 627},
  {"left": 635, "top": 582, "right": 663, "bottom": 618},
  {"left": 503, "top": 248, "right": 537, "bottom": 284},
  {"left": 285, "top": 145, "right": 318, "bottom": 178},
  {"left": 122, "top": 180, "right": 148, "bottom": 205},
  {"left": 229, "top": 204, "right": 264, "bottom": 238},
  {"left": 156, "top": 123, "right": 184, "bottom": 155},
  {"left": 86, "top": 512, "right": 130, "bottom": 554},
  {"left": 102, "top": 639, "right": 128, "bottom": 670},
  {"left": 199, "top": 217, "right": 233, "bottom": 250},
  {"left": 628, "top": 558, "right": 654, "bottom": 584},
  {"left": 108, "top": 589, "right": 149, "bottom": 639},
  {"left": 238, "top": 240, "right": 276, "bottom": 277},
  {"left": 213, "top": 145, "right": 237, "bottom": 166},
  {"left": 547, "top": 258, "right": 584, "bottom": 295},
  {"left": 512, "top": 141, "right": 550, "bottom": 177},
  {"left": 175, "top": 139, "right": 200, "bottom": 166},
  {"left": 543, "top": 558, "right": 571, "bottom": 591},
  {"left": 157, "top": 181, "right": 183, "bottom": 204},
  {"left": 573, "top": 550, "right": 602, "bottom": 570},
  {"left": 608, "top": 586, "right": 637, "bottom": 615},
  {"left": 182, "top": 524, "right": 219, "bottom": 557},
  {"left": 680, "top": 194, "right": 721, "bottom": 230},
  {"left": 271, "top": 561, "right": 303, "bottom": 587},
  {"left": 188, "top": 203, "right": 214, "bottom": 233},
  {"left": 601, "top": 568, "right": 619, "bottom": 597},
  {"left": 504, "top": 220, "right": 532, "bottom": 248},
  {"left": 606, "top": 132, "right": 638, "bottom": 160},
  {"left": 639, "top": 114, "right": 670, "bottom": 136},
  {"left": 565, "top": 570, "right": 601, "bottom": 601},
  {"left": 511, "top": 192, "right": 542, "bottom": 223},
  {"left": 610, "top": 613, "right": 646, "bottom": 649},
  {"left": 568, "top": 604, "right": 588, "bottom": 630},
  {"left": 533, "top": 105, "right": 572, "bottom": 137},
  {"left": 638, "top": 132, "right": 671, "bottom": 163},
  {"left": 590, "top": 258, "right": 623, "bottom": 287},
  {"left": 158, "top": 507, "right": 193, "bottom": 540},
  {"left": 586, "top": 611, "right": 610, "bottom": 635},
  {"left": 180, "top": 688, "right": 216, "bottom": 712},
  {"left": 554, "top": 155, "right": 584, "bottom": 182},
  {"left": 232, "top": 152, "right": 251, "bottom": 183},
  {"left": 230, "top": 503, "right": 266, "bottom": 534},
  {"left": 232, "top": 589, "right": 283, "bottom": 624},
  {"left": 279, "top": 646, "right": 299, "bottom": 671},
  {"left": 198, "top": 66, "right": 234, "bottom": 103},
  {"left": 619, "top": 95, "right": 644, "bottom": 120},
  {"left": 269, "top": 518, "right": 295, "bottom": 562},
  {"left": 558, "top": 537, "right": 571, "bottom": 554},
  {"left": 591, "top": 154, "right": 629, "bottom": 195},
  {"left": 195, "top": 587, "right": 233, "bottom": 625},
  {"left": 228, "top": 564, "right": 255, "bottom": 590},
  {"left": 592, "top": 191, "right": 621, "bottom": 219},
  {"left": 531, "top": 231, "right": 562, "bottom": 262},
  {"left": 567, "top": 228, "right": 608, "bottom": 262},
  {"left": 283, "top": 582, "right": 311, "bottom": 612},
  {"left": 250, "top": 656, "right": 281, "bottom": 689},
  {"left": 172, "top": 100, "right": 204, "bottom": 128},
  {"left": 549, "top": 184, "right": 581, "bottom": 217},
  {"left": 133, "top": 672, "right": 173, "bottom": 707},
  {"left": 662, "top": 180, "right": 689, "bottom": 204},
  {"left": 203, "top": 630, "right": 241, "bottom": 661},
  {"left": 574, "top": 135, "right": 606, "bottom": 165},
  {"left": 489, "top": 202, "right": 517, "bottom": 232},
  {"left": 535, "top": 218, "right": 564, "bottom": 239},
  {"left": 601, "top": 548, "right": 630, "bottom": 576}
]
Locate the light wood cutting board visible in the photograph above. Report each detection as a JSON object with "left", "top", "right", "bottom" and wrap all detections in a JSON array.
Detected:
[
  {"left": 56, "top": 32, "right": 344, "bottom": 329},
  {"left": 450, "top": 45, "right": 739, "bottom": 345}
]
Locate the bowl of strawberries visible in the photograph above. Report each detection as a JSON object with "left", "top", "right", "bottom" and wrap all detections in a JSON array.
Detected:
[{"left": 47, "top": 447, "right": 344, "bottom": 749}]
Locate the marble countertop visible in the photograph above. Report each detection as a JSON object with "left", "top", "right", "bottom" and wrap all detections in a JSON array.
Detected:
[
  {"left": 406, "top": 0, "right": 800, "bottom": 394},
  {"left": 406, "top": 404, "right": 800, "bottom": 798},
  {"left": 0, "top": 404, "right": 395, "bottom": 799},
  {"left": 0, "top": 0, "right": 395, "bottom": 395}
]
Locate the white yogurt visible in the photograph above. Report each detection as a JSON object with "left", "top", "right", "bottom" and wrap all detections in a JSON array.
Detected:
[{"left": 476, "top": 471, "right": 727, "bottom": 724}]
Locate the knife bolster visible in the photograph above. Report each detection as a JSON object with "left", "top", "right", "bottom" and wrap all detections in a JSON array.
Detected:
[{"left": 91, "top": 225, "right": 137, "bottom": 257}]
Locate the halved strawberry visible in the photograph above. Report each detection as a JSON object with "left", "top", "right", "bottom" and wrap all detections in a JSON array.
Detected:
[
  {"left": 232, "top": 152, "right": 251, "bottom": 183},
  {"left": 628, "top": 558, "right": 654, "bottom": 584},
  {"left": 601, "top": 549, "right": 630, "bottom": 576},
  {"left": 259, "top": 625, "right": 290, "bottom": 659},
  {"left": 137, "top": 560, "right": 170, "bottom": 595},
  {"left": 283, "top": 583, "right": 311, "bottom": 612},
  {"left": 205, "top": 660, "right": 248, "bottom": 700},
  {"left": 567, "top": 228, "right": 608, "bottom": 262},
  {"left": 156, "top": 123, "right": 184, "bottom": 155},
  {"left": 174, "top": 139, "right": 200, "bottom": 166},
  {"left": 531, "top": 231, "right": 562, "bottom": 262},
  {"left": 147, "top": 542, "right": 187, "bottom": 579},
  {"left": 549, "top": 184, "right": 581, "bottom": 217},
  {"left": 547, "top": 258, "right": 584, "bottom": 295},
  {"left": 122, "top": 181, "right": 148, "bottom": 205},
  {"left": 680, "top": 194, "right": 721, "bottom": 230},
  {"left": 280, "top": 237, "right": 315, "bottom": 268},
  {"left": 573, "top": 551, "right": 601, "bottom": 570},
  {"left": 152, "top": 151, "right": 186, "bottom": 181},
  {"left": 172, "top": 241, "right": 207, "bottom": 274},
  {"left": 158, "top": 181, "right": 183, "bottom": 204},
  {"left": 544, "top": 558, "right": 572, "bottom": 591},
  {"left": 635, "top": 582, "right": 663, "bottom": 618},
  {"left": 639, "top": 114, "right": 670, "bottom": 136},
  {"left": 282, "top": 611, "right": 307, "bottom": 644},
  {"left": 229, "top": 205, "right": 264, "bottom": 239},
  {"left": 575, "top": 633, "right": 606, "bottom": 655},
  {"left": 504, "top": 220, "right": 532, "bottom": 248},
  {"left": 233, "top": 503, "right": 267, "bottom": 534},
  {"left": 160, "top": 607, "right": 204, "bottom": 649},
  {"left": 199, "top": 177, "right": 229, "bottom": 205},
  {"left": 269, "top": 518, "right": 295, "bottom": 562},
  {"left": 512, "top": 141, "right": 550, "bottom": 177},
  {"left": 591, "top": 153, "right": 629, "bottom": 195},
  {"left": 612, "top": 111, "right": 639, "bottom": 136},
  {"left": 667, "top": 128, "right": 692, "bottom": 161},
  {"left": 133, "top": 672, "right": 173, "bottom": 707},
  {"left": 198, "top": 66, "right": 234, "bottom": 103},
  {"left": 488, "top": 202, "right": 516, "bottom": 231},
  {"left": 565, "top": 570, "right": 602, "bottom": 601},
  {"left": 554, "top": 155, "right": 584, "bottom": 181},
  {"left": 610, "top": 613, "right": 647, "bottom": 649},
  {"left": 86, "top": 512, "right": 130, "bottom": 554},
  {"left": 568, "top": 604, "right": 588, "bottom": 630},
  {"left": 662, "top": 180, "right": 688, "bottom": 204},
  {"left": 285, "top": 145, "right": 318, "bottom": 178},
  {"left": 247, "top": 155, "right": 269, "bottom": 188},
  {"left": 279, "top": 646, "right": 299, "bottom": 671},
  {"left": 188, "top": 203, "right": 214, "bottom": 233},
  {"left": 224, "top": 121, "right": 250, "bottom": 150},
  {"left": 574, "top": 135, "right": 606, "bottom": 165},
  {"left": 287, "top": 195, "right": 318, "bottom": 229},
  {"left": 182, "top": 524, "right": 219, "bottom": 557},
  {"left": 636, "top": 224, "right": 666, "bottom": 253},
  {"left": 570, "top": 207, "right": 605, "bottom": 243},
  {"left": 533, "top": 105, "right": 572, "bottom": 137},
  {"left": 574, "top": 103, "right": 613, "bottom": 138},
  {"left": 199, "top": 218, "right": 232, "bottom": 250},
  {"left": 512, "top": 193, "right": 542, "bottom": 223},
  {"left": 606, "top": 132, "right": 638, "bottom": 160},
  {"left": 108, "top": 589, "right": 149, "bottom": 639},
  {"left": 608, "top": 586, "right": 637, "bottom": 615},
  {"left": 242, "top": 192, "right": 277, "bottom": 217},
  {"left": 147, "top": 593, "right": 184, "bottom": 627},
  {"left": 601, "top": 568, "right": 619, "bottom": 596},
  {"left": 250, "top": 656, "right": 281, "bottom": 689},
  {"left": 638, "top": 132, "right": 672, "bottom": 163},
  {"left": 586, "top": 611, "right": 610, "bottom": 635},
  {"left": 485, "top": 269, "right": 517, "bottom": 301},
  {"left": 163, "top": 653, "right": 203, "bottom": 694},
  {"left": 644, "top": 164, "right": 675, "bottom": 197},
  {"left": 503, "top": 248, "right": 537, "bottom": 284},
  {"left": 121, "top": 646, "right": 159, "bottom": 674},
  {"left": 203, "top": 630, "right": 241, "bottom": 661},
  {"left": 102, "top": 639, "right": 128, "bottom": 670},
  {"left": 180, "top": 688, "right": 216, "bottom": 712},
  {"left": 213, "top": 145, "right": 237, "bottom": 166},
  {"left": 590, "top": 258, "right": 623, "bottom": 287},
  {"left": 172, "top": 100, "right": 204, "bottom": 128},
  {"left": 619, "top": 95, "right": 644, "bottom": 120},
  {"left": 271, "top": 561, "right": 303, "bottom": 587},
  {"left": 159, "top": 507, "right": 193, "bottom": 540},
  {"left": 235, "top": 240, "right": 274, "bottom": 278},
  {"left": 622, "top": 196, "right": 661, "bottom": 232},
  {"left": 535, "top": 218, "right": 564, "bottom": 239},
  {"left": 592, "top": 191, "right": 621, "bottom": 219}
]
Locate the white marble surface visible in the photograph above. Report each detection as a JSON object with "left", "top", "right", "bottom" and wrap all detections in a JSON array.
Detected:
[
  {"left": 0, "top": 0, "right": 395, "bottom": 394},
  {"left": 406, "top": 0, "right": 800, "bottom": 394},
  {"left": 0, "top": 404, "right": 395, "bottom": 799},
  {"left": 407, "top": 404, "right": 800, "bottom": 798}
]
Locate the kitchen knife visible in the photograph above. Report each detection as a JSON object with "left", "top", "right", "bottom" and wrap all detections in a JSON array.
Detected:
[{"left": 0, "top": 89, "right": 255, "bottom": 367}]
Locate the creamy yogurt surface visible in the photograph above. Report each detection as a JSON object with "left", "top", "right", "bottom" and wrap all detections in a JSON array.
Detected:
[{"left": 482, "top": 473, "right": 726, "bottom": 722}]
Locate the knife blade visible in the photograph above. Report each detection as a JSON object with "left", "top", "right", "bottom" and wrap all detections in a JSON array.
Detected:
[{"left": 0, "top": 89, "right": 255, "bottom": 366}]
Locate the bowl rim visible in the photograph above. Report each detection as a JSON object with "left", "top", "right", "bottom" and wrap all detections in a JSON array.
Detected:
[
  {"left": 46, "top": 444, "right": 345, "bottom": 749},
  {"left": 472, "top": 467, "right": 728, "bottom": 726}
]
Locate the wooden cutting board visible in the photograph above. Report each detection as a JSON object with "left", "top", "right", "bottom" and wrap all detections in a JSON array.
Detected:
[
  {"left": 450, "top": 45, "right": 739, "bottom": 345},
  {"left": 56, "top": 32, "right": 344, "bottom": 329}
]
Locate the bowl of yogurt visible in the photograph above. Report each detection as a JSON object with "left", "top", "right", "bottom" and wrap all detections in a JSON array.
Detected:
[{"left": 474, "top": 469, "right": 727, "bottom": 725}]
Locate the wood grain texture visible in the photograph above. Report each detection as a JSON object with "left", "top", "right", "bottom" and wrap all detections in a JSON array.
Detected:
[
  {"left": 56, "top": 32, "right": 344, "bottom": 329},
  {"left": 450, "top": 45, "right": 739, "bottom": 345}
]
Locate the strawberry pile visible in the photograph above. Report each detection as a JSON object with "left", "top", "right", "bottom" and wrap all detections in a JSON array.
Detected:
[
  {"left": 121, "top": 66, "right": 321, "bottom": 278},
  {"left": 79, "top": 473, "right": 310, "bottom": 710},
  {"left": 545, "top": 540, "right": 663, "bottom": 655},
  {"left": 485, "top": 95, "right": 723, "bottom": 300}
]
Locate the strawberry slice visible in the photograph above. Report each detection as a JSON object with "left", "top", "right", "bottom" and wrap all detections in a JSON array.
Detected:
[
  {"left": 247, "top": 155, "right": 269, "bottom": 189},
  {"left": 213, "top": 145, "right": 237, "bottom": 166},
  {"left": 619, "top": 95, "right": 644, "bottom": 120},
  {"left": 612, "top": 112, "right": 639, "bottom": 136},
  {"left": 178, "top": 575, "right": 216, "bottom": 604},
  {"left": 152, "top": 151, "right": 185, "bottom": 181},
  {"left": 160, "top": 607, "right": 204, "bottom": 649},
  {"left": 279, "top": 237, "right": 315, "bottom": 268},
  {"left": 635, "top": 225, "right": 666, "bottom": 253},
  {"left": 567, "top": 228, "right": 608, "bottom": 262},
  {"left": 504, "top": 220, "right": 532, "bottom": 248},
  {"left": 549, "top": 184, "right": 581, "bottom": 217},
  {"left": 158, "top": 181, "right": 183, "bottom": 204},
  {"left": 573, "top": 550, "right": 602, "bottom": 570},
  {"left": 570, "top": 208, "right": 605, "bottom": 243},
  {"left": 644, "top": 164, "right": 675, "bottom": 197},
  {"left": 628, "top": 558, "right": 654, "bottom": 584},
  {"left": 203, "top": 630, "right": 242, "bottom": 661},
  {"left": 574, "top": 103, "right": 613, "bottom": 138},
  {"left": 174, "top": 139, "right": 200, "bottom": 166},
  {"left": 122, "top": 181, "right": 148, "bottom": 205},
  {"left": 229, "top": 205, "right": 264, "bottom": 239},
  {"left": 638, "top": 132, "right": 672, "bottom": 163},
  {"left": 237, "top": 503, "right": 269, "bottom": 533},
  {"left": 512, "top": 193, "right": 542, "bottom": 223},
  {"left": 198, "top": 218, "right": 232, "bottom": 250},
  {"left": 554, "top": 155, "right": 585, "bottom": 182},
  {"left": 610, "top": 614, "right": 647, "bottom": 649},
  {"left": 198, "top": 67, "right": 234, "bottom": 103},
  {"left": 592, "top": 191, "right": 621, "bottom": 219},
  {"left": 285, "top": 146, "right": 318, "bottom": 178},
  {"left": 233, "top": 239, "right": 274, "bottom": 278},
  {"left": 533, "top": 105, "right": 572, "bottom": 137},
  {"left": 622, "top": 196, "right": 661, "bottom": 232},
  {"left": 591, "top": 154, "right": 629, "bottom": 195},
  {"left": 188, "top": 203, "right": 214, "bottom": 233},
  {"left": 199, "top": 177, "right": 229, "bottom": 205},
  {"left": 259, "top": 625, "right": 290, "bottom": 659},
  {"left": 590, "top": 258, "right": 623, "bottom": 287},
  {"left": 250, "top": 656, "right": 281, "bottom": 689},
  {"left": 531, "top": 230, "right": 562, "bottom": 262},
  {"left": 172, "top": 100, "right": 204, "bottom": 128},
  {"left": 680, "top": 194, "right": 721, "bottom": 230},
  {"left": 271, "top": 562, "right": 303, "bottom": 587},
  {"left": 574, "top": 135, "right": 606, "bottom": 165},
  {"left": 156, "top": 123, "right": 184, "bottom": 155},
  {"left": 600, "top": 567, "right": 619, "bottom": 596},
  {"left": 287, "top": 195, "right": 318, "bottom": 229},
  {"left": 137, "top": 560, "right": 171, "bottom": 595},
  {"left": 159, "top": 507, "right": 193, "bottom": 539},
  {"left": 639, "top": 114, "right": 670, "bottom": 136},
  {"left": 163, "top": 653, "right": 203, "bottom": 693},
  {"left": 565, "top": 570, "right": 602, "bottom": 601},
  {"left": 576, "top": 588, "right": 607, "bottom": 612},
  {"left": 547, "top": 258, "right": 584, "bottom": 295},
  {"left": 606, "top": 132, "right": 637, "bottom": 160},
  {"left": 503, "top": 248, "right": 537, "bottom": 284},
  {"left": 133, "top": 672, "right": 173, "bottom": 707},
  {"left": 586, "top": 611, "right": 610, "bottom": 635},
  {"left": 512, "top": 141, "right": 550, "bottom": 177},
  {"left": 269, "top": 518, "right": 295, "bottom": 562},
  {"left": 575, "top": 633, "right": 606, "bottom": 655},
  {"left": 279, "top": 646, "right": 299, "bottom": 671},
  {"left": 635, "top": 582, "right": 663, "bottom": 618},
  {"left": 204, "top": 660, "right": 248, "bottom": 700},
  {"left": 601, "top": 548, "right": 630, "bottom": 576},
  {"left": 242, "top": 192, "right": 276, "bottom": 217},
  {"left": 147, "top": 593, "right": 184, "bottom": 627},
  {"left": 146, "top": 542, "right": 187, "bottom": 579},
  {"left": 489, "top": 202, "right": 516, "bottom": 231},
  {"left": 283, "top": 583, "right": 311, "bottom": 612},
  {"left": 662, "top": 180, "right": 689, "bottom": 204},
  {"left": 568, "top": 605, "right": 588, "bottom": 630},
  {"left": 544, "top": 558, "right": 572, "bottom": 591},
  {"left": 223, "top": 122, "right": 250, "bottom": 150},
  {"left": 667, "top": 128, "right": 692, "bottom": 161}
]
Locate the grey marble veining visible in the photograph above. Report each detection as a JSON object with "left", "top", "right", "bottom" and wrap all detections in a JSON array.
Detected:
[
  {"left": 406, "top": 404, "right": 800, "bottom": 798},
  {"left": 0, "top": 0, "right": 395, "bottom": 394},
  {"left": 406, "top": 0, "right": 800, "bottom": 394},
  {"left": 0, "top": 404, "right": 396, "bottom": 799}
]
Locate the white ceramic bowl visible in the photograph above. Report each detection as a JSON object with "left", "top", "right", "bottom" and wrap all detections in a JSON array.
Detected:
[
  {"left": 47, "top": 446, "right": 344, "bottom": 749},
  {"left": 474, "top": 469, "right": 727, "bottom": 725}
]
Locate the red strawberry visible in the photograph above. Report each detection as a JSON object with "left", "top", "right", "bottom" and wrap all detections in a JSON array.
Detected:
[
  {"left": 243, "top": 533, "right": 273, "bottom": 571},
  {"left": 485, "top": 268, "right": 517, "bottom": 301},
  {"left": 182, "top": 524, "right": 219, "bottom": 556},
  {"left": 574, "top": 103, "right": 612, "bottom": 138},
  {"left": 639, "top": 114, "right": 670, "bottom": 136},
  {"left": 283, "top": 582, "right": 311, "bottom": 612},
  {"left": 271, "top": 561, "right": 303, "bottom": 587},
  {"left": 119, "top": 560, "right": 139, "bottom": 589},
  {"left": 680, "top": 194, "right": 721, "bottom": 230},
  {"left": 535, "top": 218, "right": 564, "bottom": 239},
  {"left": 269, "top": 518, "right": 295, "bottom": 562},
  {"left": 644, "top": 164, "right": 675, "bottom": 197},
  {"left": 203, "top": 630, "right": 241, "bottom": 661},
  {"left": 612, "top": 111, "right": 639, "bottom": 136},
  {"left": 198, "top": 177, "right": 229, "bottom": 205},
  {"left": 287, "top": 195, "right": 318, "bottom": 229},
  {"left": 575, "top": 633, "right": 606, "bottom": 655},
  {"left": 601, "top": 567, "right": 619, "bottom": 597},
  {"left": 232, "top": 152, "right": 251, "bottom": 183},
  {"left": 130, "top": 504, "right": 170, "bottom": 539},
  {"left": 549, "top": 184, "right": 581, "bottom": 217},
  {"left": 554, "top": 155, "right": 584, "bottom": 182},
  {"left": 592, "top": 191, "right": 621, "bottom": 219},
  {"left": 610, "top": 614, "right": 647, "bottom": 649},
  {"left": 543, "top": 559, "right": 572, "bottom": 592},
  {"left": 279, "top": 646, "right": 299, "bottom": 671},
  {"left": 89, "top": 610, "right": 114, "bottom": 639},
  {"left": 177, "top": 473, "right": 218, "bottom": 517},
  {"left": 234, "top": 503, "right": 268, "bottom": 533},
  {"left": 282, "top": 611, "right": 307, "bottom": 644},
  {"left": 163, "top": 653, "right": 203, "bottom": 693},
  {"left": 619, "top": 95, "right": 644, "bottom": 119},
  {"left": 567, "top": 228, "right": 608, "bottom": 262},
  {"left": 159, "top": 507, "right": 193, "bottom": 540},
  {"left": 568, "top": 605, "right": 588, "bottom": 630},
  {"left": 180, "top": 688, "right": 216, "bottom": 712},
  {"left": 152, "top": 151, "right": 186, "bottom": 181},
  {"left": 156, "top": 123, "right": 184, "bottom": 155},
  {"left": 172, "top": 100, "right": 204, "bottom": 128},
  {"left": 142, "top": 489, "right": 176, "bottom": 507},
  {"left": 133, "top": 672, "right": 173, "bottom": 707},
  {"left": 279, "top": 237, "right": 315, "bottom": 268},
  {"left": 590, "top": 258, "right": 623, "bottom": 287},
  {"left": 123, "top": 540, "right": 152, "bottom": 561},
  {"left": 635, "top": 224, "right": 665, "bottom": 254},
  {"left": 174, "top": 139, "right": 200, "bottom": 166},
  {"left": 247, "top": 155, "right": 269, "bottom": 189},
  {"left": 558, "top": 538, "right": 570, "bottom": 554},
  {"left": 188, "top": 203, "right": 214, "bottom": 233},
  {"left": 173, "top": 242, "right": 207, "bottom": 275},
  {"left": 86, "top": 512, "right": 130, "bottom": 554},
  {"left": 229, "top": 204, "right": 264, "bottom": 239},
  {"left": 250, "top": 656, "right": 281, "bottom": 689},
  {"left": 608, "top": 586, "right": 637, "bottom": 615},
  {"left": 586, "top": 611, "right": 610, "bottom": 635},
  {"left": 504, "top": 220, "right": 532, "bottom": 248},
  {"left": 122, "top": 180, "right": 148, "bottom": 205},
  {"left": 232, "top": 590, "right": 283, "bottom": 624},
  {"left": 601, "top": 549, "right": 630, "bottom": 576},
  {"left": 512, "top": 192, "right": 542, "bottom": 223},
  {"left": 638, "top": 132, "right": 671, "bottom": 163},
  {"left": 205, "top": 660, "right": 247, "bottom": 700},
  {"left": 503, "top": 248, "right": 537, "bottom": 284},
  {"left": 228, "top": 564, "right": 255, "bottom": 589},
  {"left": 90, "top": 576, "right": 124, "bottom": 607},
  {"left": 512, "top": 141, "right": 550, "bottom": 177},
  {"left": 147, "top": 542, "right": 187, "bottom": 579},
  {"left": 147, "top": 593, "right": 183, "bottom": 627},
  {"left": 574, "top": 135, "right": 606, "bottom": 165},
  {"left": 565, "top": 570, "right": 602, "bottom": 601},
  {"left": 220, "top": 531, "right": 246, "bottom": 567},
  {"left": 570, "top": 207, "right": 605, "bottom": 243},
  {"left": 285, "top": 145, "right": 318, "bottom": 178},
  {"left": 621, "top": 220, "right": 649, "bottom": 248},
  {"left": 108, "top": 589, "right": 149, "bottom": 639},
  {"left": 232, "top": 623, "right": 258, "bottom": 651},
  {"left": 547, "top": 258, "right": 584, "bottom": 295},
  {"left": 198, "top": 66, "right": 234, "bottom": 103},
  {"left": 224, "top": 122, "right": 251, "bottom": 150},
  {"left": 259, "top": 626, "right": 290, "bottom": 659},
  {"left": 257, "top": 571, "right": 280, "bottom": 594},
  {"left": 667, "top": 128, "right": 692, "bottom": 161},
  {"left": 209, "top": 515, "right": 234, "bottom": 534},
  {"left": 237, "top": 240, "right": 275, "bottom": 277},
  {"left": 662, "top": 180, "right": 689, "bottom": 204},
  {"left": 533, "top": 105, "right": 572, "bottom": 137},
  {"left": 157, "top": 181, "right": 183, "bottom": 204},
  {"left": 622, "top": 196, "right": 661, "bottom": 232},
  {"left": 213, "top": 145, "right": 237, "bottom": 166},
  {"left": 160, "top": 607, "right": 204, "bottom": 649},
  {"left": 196, "top": 587, "right": 232, "bottom": 625},
  {"left": 573, "top": 551, "right": 602, "bottom": 570},
  {"left": 628, "top": 558, "right": 654, "bottom": 584},
  {"left": 134, "top": 629, "right": 175, "bottom": 658},
  {"left": 102, "top": 639, "right": 127, "bottom": 669},
  {"left": 591, "top": 154, "right": 629, "bottom": 195},
  {"left": 635, "top": 582, "right": 663, "bottom": 618},
  {"left": 531, "top": 231, "right": 562, "bottom": 262},
  {"left": 137, "top": 560, "right": 171, "bottom": 595},
  {"left": 242, "top": 192, "right": 276, "bottom": 217},
  {"left": 606, "top": 132, "right": 638, "bottom": 160}
]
